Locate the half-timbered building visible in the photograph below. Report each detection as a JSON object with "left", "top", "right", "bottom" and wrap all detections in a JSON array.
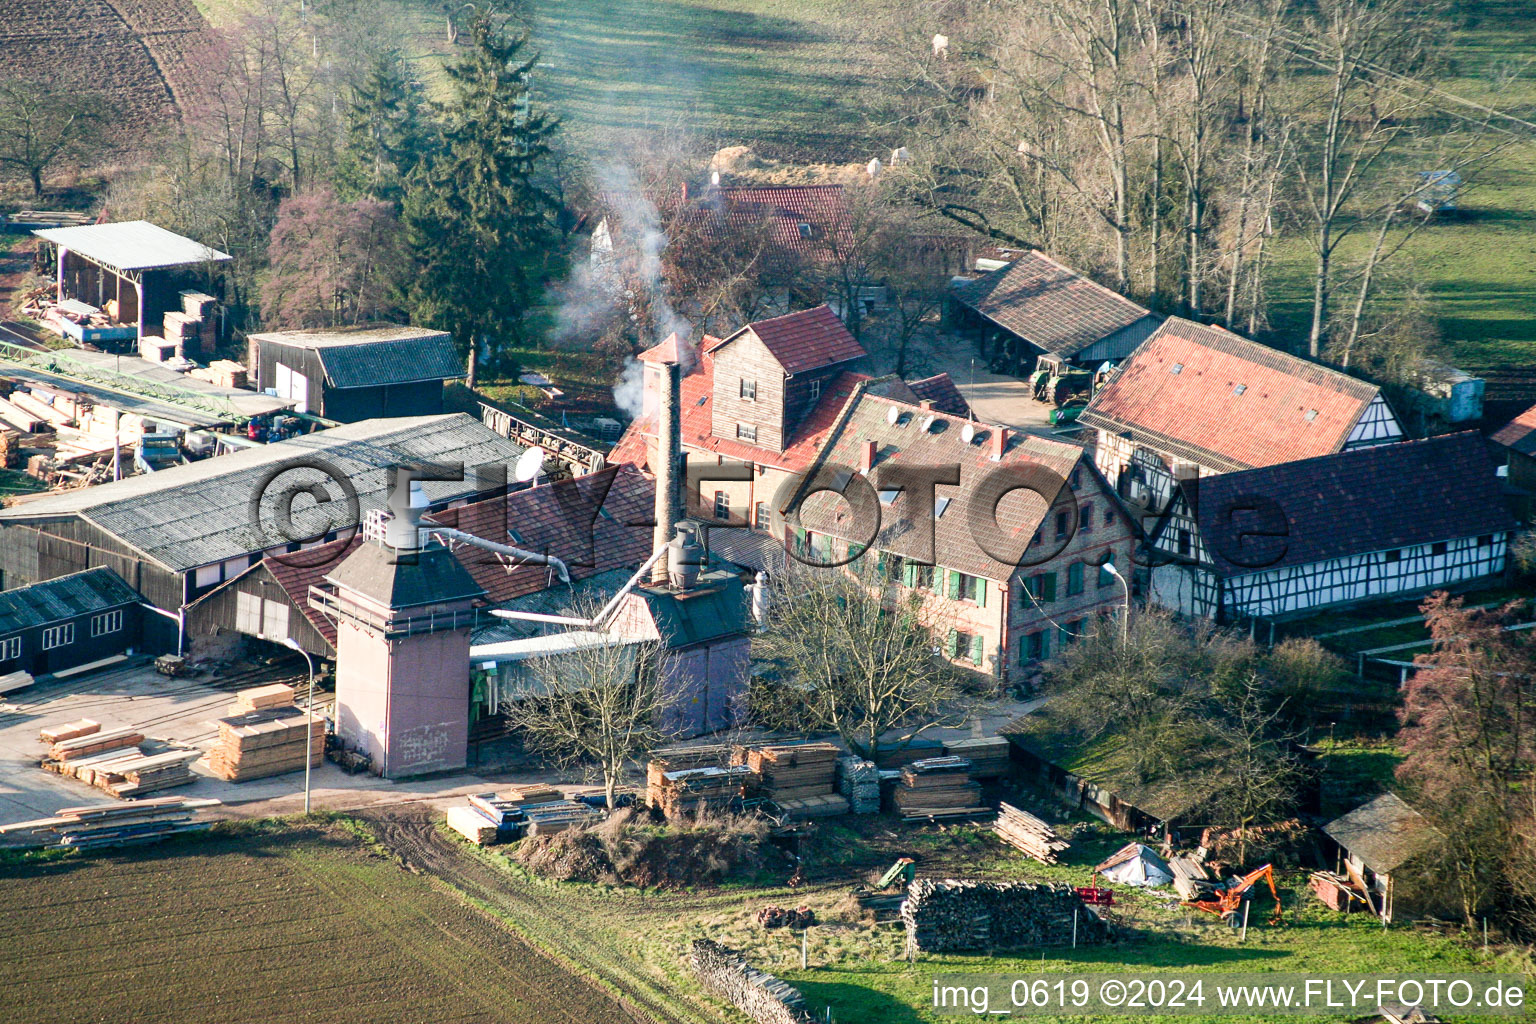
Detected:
[
  {"left": 1147, "top": 432, "right": 1515, "bottom": 622},
  {"left": 1081, "top": 317, "right": 1404, "bottom": 512}
]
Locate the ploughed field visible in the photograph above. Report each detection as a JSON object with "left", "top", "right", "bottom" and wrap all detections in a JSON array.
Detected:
[
  {"left": 0, "top": 821, "right": 631, "bottom": 1024},
  {"left": 0, "top": 0, "right": 213, "bottom": 136}
]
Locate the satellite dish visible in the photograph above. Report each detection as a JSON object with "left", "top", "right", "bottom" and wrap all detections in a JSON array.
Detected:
[
  {"left": 710, "top": 170, "right": 721, "bottom": 185},
  {"left": 960, "top": 423, "right": 976, "bottom": 444},
  {"left": 886, "top": 405, "right": 900, "bottom": 425},
  {"left": 514, "top": 446, "right": 546, "bottom": 483},
  {"left": 921, "top": 415, "right": 936, "bottom": 433}
]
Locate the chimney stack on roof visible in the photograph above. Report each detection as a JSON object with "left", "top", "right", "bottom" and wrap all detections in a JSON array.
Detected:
[
  {"left": 860, "top": 439, "right": 876, "bottom": 474},
  {"left": 651, "top": 359, "right": 682, "bottom": 585},
  {"left": 680, "top": 182, "right": 689, "bottom": 202},
  {"left": 991, "top": 425, "right": 1007, "bottom": 461},
  {"left": 919, "top": 399, "right": 934, "bottom": 411}
]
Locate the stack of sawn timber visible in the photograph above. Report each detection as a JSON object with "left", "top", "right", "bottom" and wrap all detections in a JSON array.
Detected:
[
  {"left": 447, "top": 789, "right": 601, "bottom": 845},
  {"left": 226, "top": 682, "right": 296, "bottom": 717},
  {"left": 39, "top": 719, "right": 200, "bottom": 797},
  {"left": 901, "top": 879, "right": 1108, "bottom": 954},
  {"left": 206, "top": 706, "right": 323, "bottom": 781},
  {"left": 648, "top": 745, "right": 735, "bottom": 810},
  {"left": 893, "top": 757, "right": 987, "bottom": 820},
  {"left": 749, "top": 743, "right": 846, "bottom": 820},
  {"left": 837, "top": 756, "right": 880, "bottom": 814},
  {"left": 944, "top": 736, "right": 1011, "bottom": 778},
  {"left": 0, "top": 797, "right": 221, "bottom": 850},
  {"left": 689, "top": 940, "right": 815, "bottom": 1024},
  {"left": 992, "top": 803, "right": 1071, "bottom": 864},
  {"left": 655, "top": 765, "right": 752, "bottom": 819}
]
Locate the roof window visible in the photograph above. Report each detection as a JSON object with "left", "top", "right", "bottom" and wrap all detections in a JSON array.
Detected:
[
  {"left": 1304, "top": 409, "right": 1318, "bottom": 421},
  {"left": 1170, "top": 363, "right": 1184, "bottom": 375},
  {"left": 934, "top": 496, "right": 953, "bottom": 518},
  {"left": 1233, "top": 384, "right": 1247, "bottom": 396}
]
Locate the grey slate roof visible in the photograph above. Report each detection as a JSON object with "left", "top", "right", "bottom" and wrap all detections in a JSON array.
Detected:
[
  {"left": 0, "top": 415, "right": 527, "bottom": 573},
  {"left": 0, "top": 568, "right": 140, "bottom": 634},
  {"left": 34, "top": 221, "right": 232, "bottom": 273},
  {"left": 249, "top": 324, "right": 465, "bottom": 389},
  {"left": 1322, "top": 793, "right": 1442, "bottom": 873},
  {"left": 634, "top": 570, "right": 749, "bottom": 648},
  {"left": 324, "top": 540, "right": 486, "bottom": 610}
]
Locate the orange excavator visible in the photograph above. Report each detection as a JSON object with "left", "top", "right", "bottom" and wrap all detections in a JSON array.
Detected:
[{"left": 1181, "top": 863, "right": 1283, "bottom": 926}]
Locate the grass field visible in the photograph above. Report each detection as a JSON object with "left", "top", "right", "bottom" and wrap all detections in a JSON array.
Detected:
[{"left": 0, "top": 819, "right": 634, "bottom": 1024}]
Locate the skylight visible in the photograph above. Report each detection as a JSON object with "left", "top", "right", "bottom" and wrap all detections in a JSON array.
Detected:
[
  {"left": 879, "top": 490, "right": 899, "bottom": 505},
  {"left": 1170, "top": 363, "right": 1184, "bottom": 375},
  {"left": 934, "top": 496, "right": 953, "bottom": 518},
  {"left": 1233, "top": 384, "right": 1247, "bottom": 396},
  {"left": 1305, "top": 409, "right": 1319, "bottom": 421}
]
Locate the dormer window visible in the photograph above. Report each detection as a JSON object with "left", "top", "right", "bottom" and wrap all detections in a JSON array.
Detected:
[
  {"left": 740, "top": 378, "right": 756, "bottom": 401},
  {"left": 798, "top": 222, "right": 815, "bottom": 239}
]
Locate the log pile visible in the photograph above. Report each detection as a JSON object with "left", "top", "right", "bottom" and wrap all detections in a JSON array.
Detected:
[
  {"left": 944, "top": 736, "right": 1011, "bottom": 778},
  {"left": 688, "top": 940, "right": 815, "bottom": 1024},
  {"left": 992, "top": 803, "right": 1071, "bottom": 864},
  {"left": 205, "top": 707, "right": 323, "bottom": 781},
  {"left": 837, "top": 756, "right": 880, "bottom": 814},
  {"left": 746, "top": 743, "right": 839, "bottom": 801},
  {"left": 653, "top": 765, "right": 751, "bottom": 819},
  {"left": 0, "top": 797, "right": 221, "bottom": 851},
  {"left": 226, "top": 683, "right": 297, "bottom": 717},
  {"left": 893, "top": 757, "right": 986, "bottom": 820},
  {"left": 900, "top": 879, "right": 1108, "bottom": 954}
]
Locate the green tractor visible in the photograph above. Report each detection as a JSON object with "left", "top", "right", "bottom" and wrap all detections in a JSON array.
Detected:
[{"left": 1029, "top": 354, "right": 1095, "bottom": 407}]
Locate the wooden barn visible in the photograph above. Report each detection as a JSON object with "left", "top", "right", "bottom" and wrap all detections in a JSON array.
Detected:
[
  {"left": 0, "top": 567, "right": 144, "bottom": 680},
  {"left": 949, "top": 250, "right": 1161, "bottom": 376},
  {"left": 1322, "top": 793, "right": 1443, "bottom": 923},
  {"left": 1081, "top": 317, "right": 1404, "bottom": 512},
  {"left": 1147, "top": 432, "right": 1516, "bottom": 622},
  {"left": 246, "top": 324, "right": 465, "bottom": 421}
]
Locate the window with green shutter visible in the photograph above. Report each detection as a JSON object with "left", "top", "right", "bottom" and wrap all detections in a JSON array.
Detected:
[
  {"left": 975, "top": 578, "right": 987, "bottom": 607},
  {"left": 902, "top": 561, "right": 917, "bottom": 587},
  {"left": 1098, "top": 554, "right": 1116, "bottom": 588},
  {"left": 947, "top": 569, "right": 961, "bottom": 599},
  {"left": 1041, "top": 572, "right": 1057, "bottom": 602},
  {"left": 945, "top": 628, "right": 959, "bottom": 658},
  {"left": 970, "top": 633, "right": 985, "bottom": 664},
  {"left": 1067, "top": 562, "right": 1084, "bottom": 596}
]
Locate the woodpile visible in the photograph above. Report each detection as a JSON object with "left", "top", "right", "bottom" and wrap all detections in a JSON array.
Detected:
[
  {"left": 521, "top": 800, "right": 602, "bottom": 836},
  {"left": 0, "top": 797, "right": 221, "bottom": 851},
  {"left": 756, "top": 905, "right": 816, "bottom": 929},
  {"left": 901, "top": 879, "right": 1108, "bottom": 954},
  {"left": 944, "top": 736, "right": 1011, "bottom": 778},
  {"left": 875, "top": 740, "right": 945, "bottom": 769},
  {"left": 647, "top": 744, "right": 734, "bottom": 809},
  {"left": 226, "top": 682, "right": 296, "bottom": 716},
  {"left": 44, "top": 745, "right": 201, "bottom": 797},
  {"left": 992, "top": 803, "right": 1071, "bottom": 864},
  {"left": 205, "top": 707, "right": 323, "bottom": 781},
  {"left": 188, "top": 360, "right": 247, "bottom": 389},
  {"left": 1171, "top": 856, "right": 1215, "bottom": 901},
  {"left": 46, "top": 726, "right": 144, "bottom": 762},
  {"left": 837, "top": 756, "right": 880, "bottom": 814},
  {"left": 770, "top": 794, "right": 850, "bottom": 821},
  {"left": 893, "top": 757, "right": 987, "bottom": 820},
  {"left": 747, "top": 743, "right": 839, "bottom": 801},
  {"left": 39, "top": 718, "right": 100, "bottom": 744},
  {"left": 688, "top": 940, "right": 815, "bottom": 1024},
  {"left": 652, "top": 764, "right": 751, "bottom": 820}
]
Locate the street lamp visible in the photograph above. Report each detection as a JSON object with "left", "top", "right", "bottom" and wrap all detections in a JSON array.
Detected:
[
  {"left": 1101, "top": 560, "right": 1130, "bottom": 644},
  {"left": 279, "top": 637, "right": 317, "bottom": 815}
]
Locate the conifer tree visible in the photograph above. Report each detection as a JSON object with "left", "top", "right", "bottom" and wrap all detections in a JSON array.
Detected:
[{"left": 336, "top": 52, "right": 431, "bottom": 207}]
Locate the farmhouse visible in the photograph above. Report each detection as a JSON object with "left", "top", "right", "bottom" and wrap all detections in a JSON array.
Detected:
[
  {"left": 0, "top": 414, "right": 528, "bottom": 648},
  {"left": 1147, "top": 432, "right": 1515, "bottom": 622},
  {"left": 785, "top": 386, "right": 1136, "bottom": 680},
  {"left": 32, "top": 221, "right": 230, "bottom": 348},
  {"left": 0, "top": 567, "right": 143, "bottom": 681},
  {"left": 950, "top": 250, "right": 1161, "bottom": 377},
  {"left": 1322, "top": 793, "right": 1443, "bottom": 923},
  {"left": 1081, "top": 317, "right": 1404, "bottom": 511},
  {"left": 246, "top": 324, "right": 465, "bottom": 421}
]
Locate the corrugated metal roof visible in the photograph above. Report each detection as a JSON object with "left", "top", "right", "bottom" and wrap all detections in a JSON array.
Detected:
[
  {"left": 0, "top": 568, "right": 139, "bottom": 634},
  {"left": 34, "top": 221, "right": 232, "bottom": 273},
  {"left": 249, "top": 325, "right": 465, "bottom": 389},
  {"left": 0, "top": 414, "right": 527, "bottom": 573}
]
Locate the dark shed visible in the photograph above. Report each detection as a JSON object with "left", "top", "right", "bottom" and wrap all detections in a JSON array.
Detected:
[
  {"left": 0, "top": 567, "right": 145, "bottom": 677},
  {"left": 247, "top": 324, "right": 465, "bottom": 421}
]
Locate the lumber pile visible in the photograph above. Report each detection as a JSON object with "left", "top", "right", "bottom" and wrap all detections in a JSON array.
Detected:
[
  {"left": 875, "top": 739, "right": 945, "bottom": 769},
  {"left": 1169, "top": 855, "right": 1213, "bottom": 900},
  {"left": 653, "top": 764, "right": 751, "bottom": 819},
  {"left": 521, "top": 799, "right": 602, "bottom": 836},
  {"left": 44, "top": 745, "right": 201, "bottom": 797},
  {"left": 188, "top": 360, "right": 247, "bottom": 389},
  {"left": 0, "top": 669, "right": 34, "bottom": 696},
  {"left": 647, "top": 744, "right": 735, "bottom": 808},
  {"left": 992, "top": 803, "right": 1071, "bottom": 864},
  {"left": 0, "top": 796, "right": 221, "bottom": 850},
  {"left": 46, "top": 726, "right": 144, "bottom": 762},
  {"left": 226, "top": 682, "right": 297, "bottom": 717},
  {"left": 893, "top": 757, "right": 986, "bottom": 819},
  {"left": 447, "top": 805, "right": 501, "bottom": 845},
  {"left": 901, "top": 879, "right": 1109, "bottom": 954},
  {"left": 837, "top": 756, "right": 880, "bottom": 814},
  {"left": 747, "top": 743, "right": 839, "bottom": 801},
  {"left": 689, "top": 940, "right": 815, "bottom": 1024},
  {"left": 944, "top": 736, "right": 1010, "bottom": 779},
  {"left": 771, "top": 794, "right": 850, "bottom": 821},
  {"left": 39, "top": 718, "right": 99, "bottom": 745},
  {"left": 205, "top": 707, "right": 323, "bottom": 781},
  {"left": 448, "top": 791, "right": 601, "bottom": 845}
]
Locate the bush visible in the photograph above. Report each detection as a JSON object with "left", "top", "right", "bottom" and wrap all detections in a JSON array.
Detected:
[{"left": 513, "top": 809, "right": 775, "bottom": 888}]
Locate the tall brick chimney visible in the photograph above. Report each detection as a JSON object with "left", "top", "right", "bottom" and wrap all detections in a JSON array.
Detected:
[{"left": 651, "top": 360, "right": 682, "bottom": 584}]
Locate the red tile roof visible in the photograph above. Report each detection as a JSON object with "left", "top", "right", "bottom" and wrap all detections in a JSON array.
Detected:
[
  {"left": 714, "top": 184, "right": 852, "bottom": 255},
  {"left": 795, "top": 391, "right": 1090, "bottom": 580},
  {"left": 262, "top": 536, "right": 364, "bottom": 647},
  {"left": 1187, "top": 432, "right": 1515, "bottom": 578},
  {"left": 1491, "top": 403, "right": 1536, "bottom": 456},
  {"left": 638, "top": 333, "right": 685, "bottom": 365},
  {"left": 906, "top": 373, "right": 972, "bottom": 418},
  {"left": 719, "top": 305, "right": 866, "bottom": 376},
  {"left": 609, "top": 350, "right": 868, "bottom": 473},
  {"left": 1080, "top": 317, "right": 1382, "bottom": 473},
  {"left": 952, "top": 250, "right": 1157, "bottom": 358},
  {"left": 424, "top": 466, "right": 655, "bottom": 604}
]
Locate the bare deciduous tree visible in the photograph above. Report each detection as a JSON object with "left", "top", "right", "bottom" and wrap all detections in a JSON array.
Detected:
[{"left": 0, "top": 77, "right": 109, "bottom": 197}]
